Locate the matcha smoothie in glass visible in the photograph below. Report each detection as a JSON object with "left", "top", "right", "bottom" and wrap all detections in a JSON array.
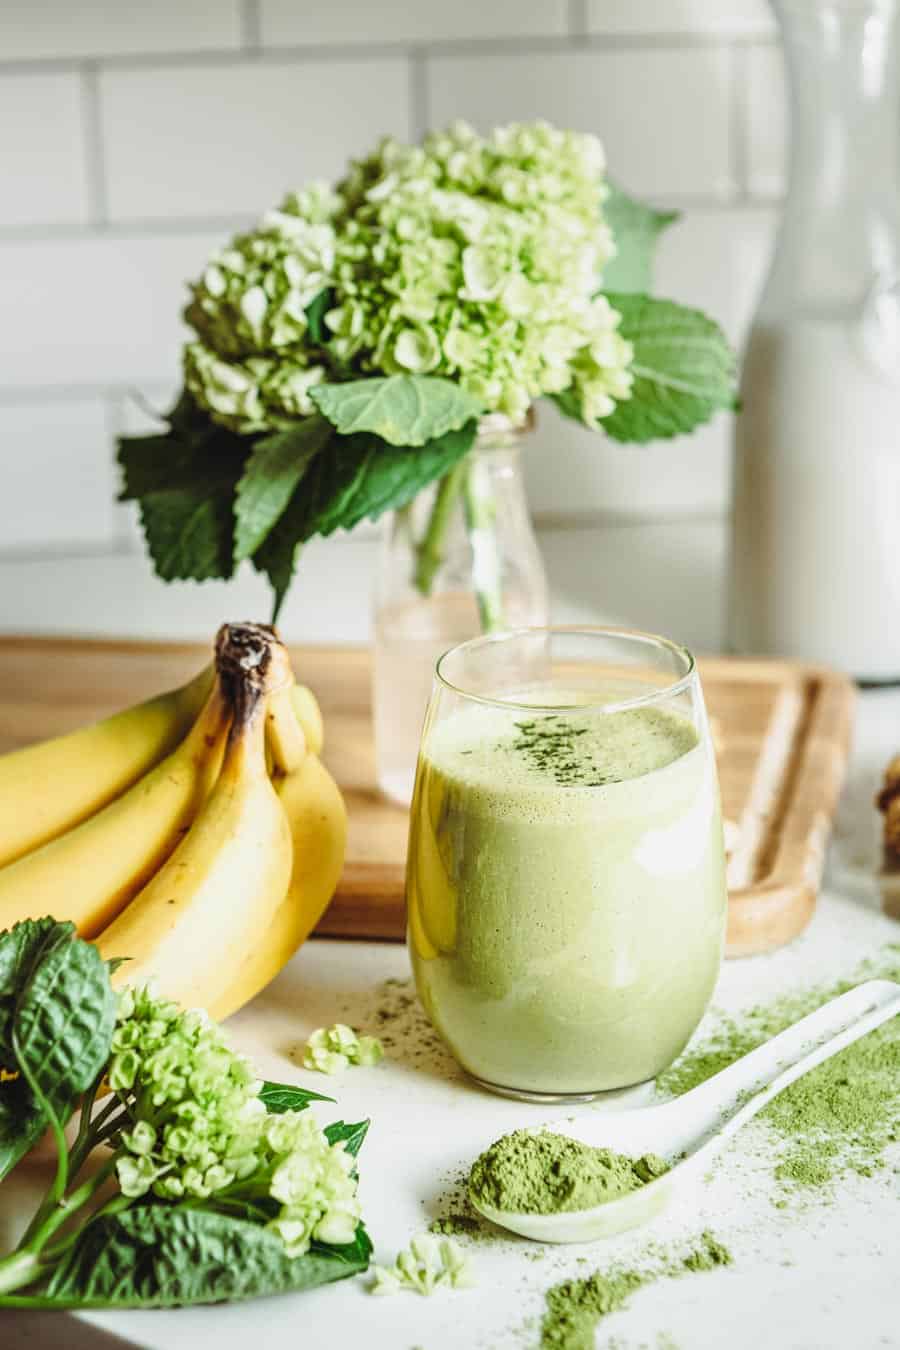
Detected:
[{"left": 406, "top": 627, "right": 727, "bottom": 1101}]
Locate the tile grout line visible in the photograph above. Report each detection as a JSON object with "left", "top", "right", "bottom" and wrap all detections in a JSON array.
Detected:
[
  {"left": 731, "top": 42, "right": 750, "bottom": 204},
  {"left": 567, "top": 0, "right": 588, "bottom": 39},
  {"left": 240, "top": 0, "right": 263, "bottom": 52},
  {"left": 0, "top": 29, "right": 778, "bottom": 77},
  {"left": 79, "top": 61, "right": 108, "bottom": 227}
]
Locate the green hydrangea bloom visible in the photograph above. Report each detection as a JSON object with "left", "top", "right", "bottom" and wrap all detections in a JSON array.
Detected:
[
  {"left": 181, "top": 121, "right": 634, "bottom": 436},
  {"left": 109, "top": 987, "right": 361, "bottom": 1257},
  {"left": 371, "top": 1234, "right": 474, "bottom": 1296},
  {"left": 182, "top": 184, "right": 338, "bottom": 432},
  {"left": 328, "top": 120, "right": 632, "bottom": 425},
  {"left": 302, "top": 1023, "right": 384, "bottom": 1074}
]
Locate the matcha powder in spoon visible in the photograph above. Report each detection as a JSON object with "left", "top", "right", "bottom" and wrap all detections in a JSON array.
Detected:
[{"left": 468, "top": 1130, "right": 668, "bottom": 1215}]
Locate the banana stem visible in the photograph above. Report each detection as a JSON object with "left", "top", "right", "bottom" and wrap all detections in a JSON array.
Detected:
[{"left": 412, "top": 459, "right": 468, "bottom": 596}]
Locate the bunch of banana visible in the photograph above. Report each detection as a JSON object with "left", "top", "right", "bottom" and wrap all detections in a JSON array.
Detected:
[{"left": 0, "top": 622, "right": 346, "bottom": 1017}]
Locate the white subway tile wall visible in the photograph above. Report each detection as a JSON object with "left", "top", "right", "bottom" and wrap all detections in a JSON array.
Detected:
[{"left": 0, "top": 0, "right": 788, "bottom": 644}]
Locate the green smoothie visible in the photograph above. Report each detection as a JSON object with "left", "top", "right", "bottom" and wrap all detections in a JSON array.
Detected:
[{"left": 407, "top": 696, "right": 727, "bottom": 1096}]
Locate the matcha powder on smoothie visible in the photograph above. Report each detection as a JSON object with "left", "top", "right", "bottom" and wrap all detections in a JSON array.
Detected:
[{"left": 468, "top": 1130, "right": 668, "bottom": 1215}]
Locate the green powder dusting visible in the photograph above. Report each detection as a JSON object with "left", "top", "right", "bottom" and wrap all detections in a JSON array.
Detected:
[
  {"left": 542, "top": 1269, "right": 645, "bottom": 1350},
  {"left": 429, "top": 1213, "right": 488, "bottom": 1241},
  {"left": 468, "top": 1130, "right": 668, "bottom": 1215},
  {"left": 540, "top": 1232, "right": 732, "bottom": 1350},
  {"left": 681, "top": 1229, "right": 733, "bottom": 1272},
  {"left": 657, "top": 944, "right": 900, "bottom": 1194}
]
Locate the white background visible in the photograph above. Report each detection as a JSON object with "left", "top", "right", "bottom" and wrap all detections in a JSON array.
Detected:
[{"left": 0, "top": 0, "right": 790, "bottom": 645}]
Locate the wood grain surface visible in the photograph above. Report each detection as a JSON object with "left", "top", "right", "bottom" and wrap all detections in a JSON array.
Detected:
[{"left": 0, "top": 638, "right": 855, "bottom": 957}]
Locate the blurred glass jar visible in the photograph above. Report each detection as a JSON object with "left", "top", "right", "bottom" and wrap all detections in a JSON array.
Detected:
[
  {"left": 730, "top": 0, "right": 900, "bottom": 679},
  {"left": 373, "top": 415, "right": 549, "bottom": 805}
]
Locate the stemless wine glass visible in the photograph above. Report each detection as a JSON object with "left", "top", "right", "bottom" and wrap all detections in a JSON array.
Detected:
[{"left": 406, "top": 627, "right": 728, "bottom": 1103}]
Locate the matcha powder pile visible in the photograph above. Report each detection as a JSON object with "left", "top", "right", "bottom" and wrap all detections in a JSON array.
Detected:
[{"left": 468, "top": 1130, "right": 667, "bottom": 1216}]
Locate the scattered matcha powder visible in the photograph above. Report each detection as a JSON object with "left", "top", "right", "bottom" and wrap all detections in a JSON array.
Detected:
[
  {"left": 657, "top": 944, "right": 900, "bottom": 1195},
  {"left": 541, "top": 1232, "right": 731, "bottom": 1350},
  {"left": 468, "top": 1130, "right": 668, "bottom": 1215}
]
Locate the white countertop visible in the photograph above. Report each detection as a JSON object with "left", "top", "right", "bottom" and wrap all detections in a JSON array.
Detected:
[{"left": 3, "top": 690, "right": 900, "bottom": 1350}]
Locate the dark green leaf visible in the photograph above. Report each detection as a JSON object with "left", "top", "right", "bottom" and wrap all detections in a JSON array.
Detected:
[
  {"left": 0, "top": 1077, "right": 46, "bottom": 1183},
  {"left": 118, "top": 402, "right": 247, "bottom": 503},
  {"left": 311, "top": 376, "right": 483, "bottom": 447},
  {"left": 258, "top": 1081, "right": 335, "bottom": 1114},
  {"left": 602, "top": 181, "right": 679, "bottom": 293},
  {"left": 324, "top": 1119, "right": 370, "bottom": 1159},
  {"left": 305, "top": 289, "right": 333, "bottom": 345},
  {"left": 254, "top": 531, "right": 300, "bottom": 625},
  {"left": 138, "top": 489, "right": 236, "bottom": 583},
  {"left": 118, "top": 398, "right": 251, "bottom": 585},
  {"left": 254, "top": 420, "right": 477, "bottom": 615},
  {"left": 599, "top": 293, "right": 736, "bottom": 443},
  {"left": 276, "top": 421, "right": 476, "bottom": 542},
  {"left": 0, "top": 919, "right": 74, "bottom": 1069},
  {"left": 44, "top": 1207, "right": 371, "bottom": 1308},
  {"left": 233, "top": 416, "right": 332, "bottom": 563},
  {"left": 14, "top": 929, "right": 116, "bottom": 1123}
]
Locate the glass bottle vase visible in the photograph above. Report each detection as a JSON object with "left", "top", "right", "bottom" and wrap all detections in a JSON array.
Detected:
[
  {"left": 729, "top": 0, "right": 900, "bottom": 679},
  {"left": 373, "top": 416, "right": 549, "bottom": 804}
]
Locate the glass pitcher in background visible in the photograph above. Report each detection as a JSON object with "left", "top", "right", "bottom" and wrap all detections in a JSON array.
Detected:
[{"left": 730, "top": 0, "right": 900, "bottom": 680}]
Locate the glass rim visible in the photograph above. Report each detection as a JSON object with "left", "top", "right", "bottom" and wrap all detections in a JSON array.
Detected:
[{"left": 434, "top": 624, "right": 697, "bottom": 714}]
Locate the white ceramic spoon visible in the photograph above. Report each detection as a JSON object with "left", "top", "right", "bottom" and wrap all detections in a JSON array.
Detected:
[{"left": 470, "top": 979, "right": 900, "bottom": 1243}]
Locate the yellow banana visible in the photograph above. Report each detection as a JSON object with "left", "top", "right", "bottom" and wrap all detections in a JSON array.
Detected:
[
  {"left": 0, "top": 664, "right": 212, "bottom": 867},
  {"left": 199, "top": 678, "right": 343, "bottom": 1020},
  {"left": 290, "top": 683, "right": 324, "bottom": 756},
  {"left": 0, "top": 681, "right": 229, "bottom": 937},
  {"left": 207, "top": 751, "right": 347, "bottom": 1020},
  {"left": 98, "top": 669, "right": 292, "bottom": 1008}
]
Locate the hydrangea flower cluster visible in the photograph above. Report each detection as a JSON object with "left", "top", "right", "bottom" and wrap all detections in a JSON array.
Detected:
[
  {"left": 183, "top": 185, "right": 340, "bottom": 432},
  {"left": 109, "top": 986, "right": 360, "bottom": 1257},
  {"left": 330, "top": 120, "right": 631, "bottom": 425},
  {"left": 181, "top": 121, "right": 634, "bottom": 433},
  {"left": 302, "top": 1022, "right": 384, "bottom": 1075},
  {"left": 370, "top": 1234, "right": 473, "bottom": 1296}
]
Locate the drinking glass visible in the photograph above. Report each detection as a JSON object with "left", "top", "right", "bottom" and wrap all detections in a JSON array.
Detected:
[{"left": 406, "top": 627, "right": 728, "bottom": 1102}]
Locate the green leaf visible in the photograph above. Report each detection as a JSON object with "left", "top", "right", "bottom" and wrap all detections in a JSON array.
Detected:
[
  {"left": 602, "top": 181, "right": 679, "bottom": 293},
  {"left": 44, "top": 1208, "right": 372, "bottom": 1308},
  {"left": 305, "top": 289, "right": 333, "bottom": 345},
  {"left": 258, "top": 1081, "right": 335, "bottom": 1114},
  {"left": 233, "top": 416, "right": 332, "bottom": 563},
  {"left": 118, "top": 398, "right": 250, "bottom": 584},
  {"left": 254, "top": 420, "right": 477, "bottom": 615},
  {"left": 254, "top": 530, "right": 301, "bottom": 626},
  {"left": 599, "top": 293, "right": 736, "bottom": 443},
  {"left": 138, "top": 489, "right": 237, "bottom": 583},
  {"left": 13, "top": 928, "right": 116, "bottom": 1123},
  {"left": 324, "top": 1119, "right": 370, "bottom": 1159},
  {"left": 0, "top": 919, "right": 72, "bottom": 1069},
  {"left": 0, "top": 1078, "right": 46, "bottom": 1183},
  {"left": 311, "top": 376, "right": 483, "bottom": 447},
  {"left": 0, "top": 921, "right": 114, "bottom": 1184}
]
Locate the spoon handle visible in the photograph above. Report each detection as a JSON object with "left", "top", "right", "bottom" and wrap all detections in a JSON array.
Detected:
[{"left": 671, "top": 979, "right": 900, "bottom": 1153}]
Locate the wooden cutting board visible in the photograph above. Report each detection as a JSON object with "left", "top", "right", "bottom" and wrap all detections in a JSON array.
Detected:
[{"left": 0, "top": 639, "right": 855, "bottom": 958}]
